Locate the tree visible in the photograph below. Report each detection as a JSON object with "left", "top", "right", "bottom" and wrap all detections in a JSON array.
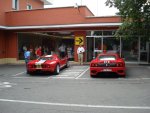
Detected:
[{"left": 105, "top": 0, "right": 150, "bottom": 40}]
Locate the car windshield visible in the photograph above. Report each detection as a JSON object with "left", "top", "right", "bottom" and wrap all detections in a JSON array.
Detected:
[
  {"left": 98, "top": 55, "right": 116, "bottom": 60},
  {"left": 38, "top": 57, "right": 53, "bottom": 60}
]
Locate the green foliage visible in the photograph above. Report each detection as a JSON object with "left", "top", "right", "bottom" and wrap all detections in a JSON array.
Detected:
[{"left": 105, "top": 0, "right": 150, "bottom": 40}]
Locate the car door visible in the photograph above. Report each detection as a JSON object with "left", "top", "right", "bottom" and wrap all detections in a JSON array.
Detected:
[
  {"left": 61, "top": 56, "right": 68, "bottom": 68},
  {"left": 57, "top": 56, "right": 64, "bottom": 68}
]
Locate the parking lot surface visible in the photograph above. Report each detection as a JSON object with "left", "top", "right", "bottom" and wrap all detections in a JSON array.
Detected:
[{"left": 0, "top": 63, "right": 150, "bottom": 113}]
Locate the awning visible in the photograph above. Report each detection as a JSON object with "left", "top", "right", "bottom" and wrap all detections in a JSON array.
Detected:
[{"left": 0, "top": 23, "right": 122, "bottom": 30}]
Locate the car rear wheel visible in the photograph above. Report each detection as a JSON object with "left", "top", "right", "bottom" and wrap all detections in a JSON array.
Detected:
[{"left": 54, "top": 64, "right": 60, "bottom": 75}]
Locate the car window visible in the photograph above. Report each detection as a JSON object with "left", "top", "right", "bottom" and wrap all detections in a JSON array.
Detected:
[
  {"left": 98, "top": 55, "right": 116, "bottom": 60},
  {"left": 38, "top": 57, "right": 53, "bottom": 60}
]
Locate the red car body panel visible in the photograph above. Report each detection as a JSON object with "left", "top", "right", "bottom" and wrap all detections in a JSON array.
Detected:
[
  {"left": 27, "top": 54, "right": 68, "bottom": 74},
  {"left": 90, "top": 52, "right": 126, "bottom": 77}
]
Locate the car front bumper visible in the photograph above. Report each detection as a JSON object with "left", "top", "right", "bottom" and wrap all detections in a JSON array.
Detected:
[{"left": 27, "top": 67, "right": 55, "bottom": 73}]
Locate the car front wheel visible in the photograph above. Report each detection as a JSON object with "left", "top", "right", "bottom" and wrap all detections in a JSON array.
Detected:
[
  {"left": 26, "top": 70, "right": 30, "bottom": 74},
  {"left": 54, "top": 64, "right": 60, "bottom": 75},
  {"left": 65, "top": 61, "right": 69, "bottom": 68}
]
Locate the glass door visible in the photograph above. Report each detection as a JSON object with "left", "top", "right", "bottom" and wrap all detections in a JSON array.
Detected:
[
  {"left": 94, "top": 37, "right": 103, "bottom": 58},
  {"left": 103, "top": 37, "right": 120, "bottom": 54},
  {"left": 94, "top": 37, "right": 121, "bottom": 58},
  {"left": 86, "top": 30, "right": 122, "bottom": 62},
  {"left": 86, "top": 36, "right": 122, "bottom": 61},
  {"left": 86, "top": 36, "right": 103, "bottom": 61},
  {"left": 86, "top": 36, "right": 94, "bottom": 62},
  {"left": 139, "top": 39, "right": 149, "bottom": 64}
]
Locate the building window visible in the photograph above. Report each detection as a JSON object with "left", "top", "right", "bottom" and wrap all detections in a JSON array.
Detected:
[
  {"left": 27, "top": 4, "right": 32, "bottom": 10},
  {"left": 12, "top": 0, "right": 19, "bottom": 10}
]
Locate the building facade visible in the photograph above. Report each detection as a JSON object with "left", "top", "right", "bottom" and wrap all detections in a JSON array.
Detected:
[{"left": 0, "top": 0, "right": 149, "bottom": 64}]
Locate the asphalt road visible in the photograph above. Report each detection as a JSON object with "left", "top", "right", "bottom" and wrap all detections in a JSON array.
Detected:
[{"left": 0, "top": 64, "right": 150, "bottom": 113}]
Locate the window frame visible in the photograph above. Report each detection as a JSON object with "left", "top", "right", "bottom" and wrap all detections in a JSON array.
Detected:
[
  {"left": 12, "top": 0, "right": 19, "bottom": 10},
  {"left": 27, "top": 4, "right": 32, "bottom": 10}
]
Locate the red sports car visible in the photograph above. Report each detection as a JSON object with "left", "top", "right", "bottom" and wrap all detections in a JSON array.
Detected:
[
  {"left": 90, "top": 52, "right": 126, "bottom": 77},
  {"left": 27, "top": 54, "right": 69, "bottom": 75}
]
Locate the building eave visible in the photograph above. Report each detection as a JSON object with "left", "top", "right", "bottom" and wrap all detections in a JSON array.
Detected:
[
  {"left": 0, "top": 26, "right": 7, "bottom": 29},
  {"left": 86, "top": 15, "right": 120, "bottom": 18},
  {"left": 40, "top": 0, "right": 52, "bottom": 5},
  {"left": 0, "top": 23, "right": 122, "bottom": 30}
]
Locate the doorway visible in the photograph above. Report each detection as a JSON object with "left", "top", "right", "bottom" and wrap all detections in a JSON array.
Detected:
[{"left": 86, "top": 36, "right": 121, "bottom": 62}]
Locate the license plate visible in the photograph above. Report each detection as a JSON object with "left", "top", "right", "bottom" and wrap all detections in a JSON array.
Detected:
[{"left": 103, "top": 69, "right": 112, "bottom": 72}]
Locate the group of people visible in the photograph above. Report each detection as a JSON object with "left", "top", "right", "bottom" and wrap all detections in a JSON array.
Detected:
[
  {"left": 24, "top": 44, "right": 85, "bottom": 67},
  {"left": 23, "top": 41, "right": 124, "bottom": 67},
  {"left": 24, "top": 46, "right": 42, "bottom": 66}
]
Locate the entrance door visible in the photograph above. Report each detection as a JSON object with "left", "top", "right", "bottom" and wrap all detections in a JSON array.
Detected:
[
  {"left": 86, "top": 36, "right": 94, "bottom": 62},
  {"left": 86, "top": 36, "right": 103, "bottom": 62},
  {"left": 139, "top": 41, "right": 150, "bottom": 63},
  {"left": 94, "top": 37, "right": 102, "bottom": 58},
  {"left": 86, "top": 36, "right": 121, "bottom": 62},
  {"left": 103, "top": 37, "right": 120, "bottom": 54},
  {"left": 94, "top": 37, "right": 120, "bottom": 58}
]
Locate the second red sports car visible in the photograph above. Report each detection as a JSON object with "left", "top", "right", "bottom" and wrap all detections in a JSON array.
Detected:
[
  {"left": 27, "top": 54, "right": 69, "bottom": 75},
  {"left": 90, "top": 52, "right": 126, "bottom": 77}
]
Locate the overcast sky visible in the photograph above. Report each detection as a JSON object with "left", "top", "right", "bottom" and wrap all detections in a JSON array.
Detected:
[{"left": 45, "top": 0, "right": 119, "bottom": 16}]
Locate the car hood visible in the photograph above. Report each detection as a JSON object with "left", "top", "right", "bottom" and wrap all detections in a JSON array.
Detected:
[{"left": 28, "top": 60, "right": 56, "bottom": 65}]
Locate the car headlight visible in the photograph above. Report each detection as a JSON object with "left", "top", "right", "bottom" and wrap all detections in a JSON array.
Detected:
[{"left": 49, "top": 61, "right": 56, "bottom": 64}]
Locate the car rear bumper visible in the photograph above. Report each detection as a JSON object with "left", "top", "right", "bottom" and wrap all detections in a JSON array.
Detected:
[{"left": 90, "top": 67, "right": 125, "bottom": 77}]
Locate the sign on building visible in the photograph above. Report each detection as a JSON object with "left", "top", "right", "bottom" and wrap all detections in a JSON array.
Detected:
[{"left": 75, "top": 36, "right": 84, "bottom": 45}]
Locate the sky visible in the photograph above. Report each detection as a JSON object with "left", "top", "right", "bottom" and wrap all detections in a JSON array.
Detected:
[{"left": 45, "top": 0, "right": 119, "bottom": 16}]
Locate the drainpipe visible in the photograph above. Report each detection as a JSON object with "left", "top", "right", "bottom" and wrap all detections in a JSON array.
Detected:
[
  {"left": 138, "top": 36, "right": 141, "bottom": 64},
  {"left": 101, "top": 37, "right": 103, "bottom": 52},
  {"left": 93, "top": 37, "right": 95, "bottom": 58},
  {"left": 120, "top": 36, "right": 122, "bottom": 57},
  {"left": 102, "top": 31, "right": 103, "bottom": 52}
]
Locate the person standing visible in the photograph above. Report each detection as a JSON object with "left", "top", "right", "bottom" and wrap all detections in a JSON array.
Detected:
[
  {"left": 77, "top": 45, "right": 85, "bottom": 65},
  {"left": 59, "top": 44, "right": 66, "bottom": 58},
  {"left": 35, "top": 46, "right": 42, "bottom": 58},
  {"left": 24, "top": 49, "right": 31, "bottom": 68}
]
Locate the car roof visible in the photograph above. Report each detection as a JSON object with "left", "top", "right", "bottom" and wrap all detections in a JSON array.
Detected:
[
  {"left": 99, "top": 53, "right": 118, "bottom": 55},
  {"left": 98, "top": 53, "right": 119, "bottom": 58}
]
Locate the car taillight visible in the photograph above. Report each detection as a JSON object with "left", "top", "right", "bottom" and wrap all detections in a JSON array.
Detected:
[
  {"left": 91, "top": 63, "right": 98, "bottom": 67},
  {"left": 117, "top": 62, "right": 124, "bottom": 67}
]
